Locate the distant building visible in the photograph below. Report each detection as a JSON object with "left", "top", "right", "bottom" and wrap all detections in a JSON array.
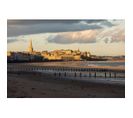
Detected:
[
  {"left": 7, "top": 51, "right": 14, "bottom": 61},
  {"left": 7, "top": 38, "right": 92, "bottom": 62},
  {"left": 28, "top": 39, "right": 33, "bottom": 53},
  {"left": 13, "top": 52, "right": 31, "bottom": 61},
  {"left": 74, "top": 55, "right": 81, "bottom": 61}
]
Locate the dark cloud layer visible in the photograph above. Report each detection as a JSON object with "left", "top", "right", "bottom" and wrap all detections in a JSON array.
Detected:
[
  {"left": 7, "top": 20, "right": 81, "bottom": 26},
  {"left": 8, "top": 19, "right": 107, "bottom": 25},
  {"left": 7, "top": 19, "right": 113, "bottom": 37}
]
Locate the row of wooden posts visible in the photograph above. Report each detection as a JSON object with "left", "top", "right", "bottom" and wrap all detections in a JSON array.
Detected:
[
  {"left": 53, "top": 72, "right": 117, "bottom": 78},
  {"left": 8, "top": 65, "right": 124, "bottom": 73},
  {"left": 8, "top": 65, "right": 125, "bottom": 78}
]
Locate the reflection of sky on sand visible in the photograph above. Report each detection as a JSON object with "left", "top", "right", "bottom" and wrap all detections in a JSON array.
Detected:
[
  {"left": 86, "top": 61, "right": 125, "bottom": 67},
  {"left": 26, "top": 61, "right": 125, "bottom": 70}
]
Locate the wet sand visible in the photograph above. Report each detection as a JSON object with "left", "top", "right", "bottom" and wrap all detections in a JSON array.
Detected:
[
  {"left": 8, "top": 61, "right": 125, "bottom": 71},
  {"left": 7, "top": 73, "right": 125, "bottom": 98}
]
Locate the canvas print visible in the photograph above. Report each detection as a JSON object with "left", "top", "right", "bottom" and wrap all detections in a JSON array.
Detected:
[{"left": 7, "top": 20, "right": 125, "bottom": 98}]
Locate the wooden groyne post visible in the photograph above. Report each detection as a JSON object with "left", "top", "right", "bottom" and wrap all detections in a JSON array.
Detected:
[{"left": 105, "top": 72, "right": 107, "bottom": 78}]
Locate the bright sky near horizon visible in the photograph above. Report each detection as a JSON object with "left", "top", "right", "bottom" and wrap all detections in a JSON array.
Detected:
[{"left": 7, "top": 20, "right": 125, "bottom": 56}]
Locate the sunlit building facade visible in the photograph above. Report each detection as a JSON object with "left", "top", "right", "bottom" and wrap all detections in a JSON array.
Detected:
[{"left": 7, "top": 39, "right": 91, "bottom": 62}]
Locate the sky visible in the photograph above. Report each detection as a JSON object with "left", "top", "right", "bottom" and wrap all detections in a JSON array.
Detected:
[{"left": 7, "top": 19, "right": 125, "bottom": 56}]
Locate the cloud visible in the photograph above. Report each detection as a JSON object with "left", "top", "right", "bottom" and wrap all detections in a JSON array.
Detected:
[
  {"left": 7, "top": 39, "right": 17, "bottom": 43},
  {"left": 7, "top": 22, "right": 125, "bottom": 44},
  {"left": 7, "top": 20, "right": 116, "bottom": 37},
  {"left": 48, "top": 30, "right": 99, "bottom": 44},
  {"left": 7, "top": 19, "right": 110, "bottom": 26},
  {"left": 47, "top": 22, "right": 125, "bottom": 44},
  {"left": 7, "top": 20, "right": 81, "bottom": 26},
  {"left": 7, "top": 20, "right": 124, "bottom": 44},
  {"left": 96, "top": 23, "right": 125, "bottom": 43},
  {"left": 7, "top": 36, "right": 28, "bottom": 43}
]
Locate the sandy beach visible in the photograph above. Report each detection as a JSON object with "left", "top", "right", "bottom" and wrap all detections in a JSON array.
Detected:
[{"left": 7, "top": 72, "right": 125, "bottom": 98}]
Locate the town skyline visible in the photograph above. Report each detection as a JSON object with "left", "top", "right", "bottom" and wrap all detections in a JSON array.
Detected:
[{"left": 7, "top": 20, "right": 125, "bottom": 56}]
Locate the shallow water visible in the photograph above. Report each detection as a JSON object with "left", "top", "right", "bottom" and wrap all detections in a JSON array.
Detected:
[{"left": 84, "top": 61, "right": 125, "bottom": 67}]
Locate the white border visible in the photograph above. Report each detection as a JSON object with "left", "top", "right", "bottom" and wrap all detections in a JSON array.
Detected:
[{"left": 0, "top": 0, "right": 132, "bottom": 118}]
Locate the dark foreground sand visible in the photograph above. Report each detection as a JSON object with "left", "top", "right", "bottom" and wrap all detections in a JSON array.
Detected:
[{"left": 7, "top": 73, "right": 125, "bottom": 98}]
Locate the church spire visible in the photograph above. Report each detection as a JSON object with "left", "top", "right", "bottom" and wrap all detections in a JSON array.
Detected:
[{"left": 28, "top": 39, "right": 33, "bottom": 53}]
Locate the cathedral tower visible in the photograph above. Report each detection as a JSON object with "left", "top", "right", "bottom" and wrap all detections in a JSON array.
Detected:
[{"left": 28, "top": 39, "right": 33, "bottom": 53}]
